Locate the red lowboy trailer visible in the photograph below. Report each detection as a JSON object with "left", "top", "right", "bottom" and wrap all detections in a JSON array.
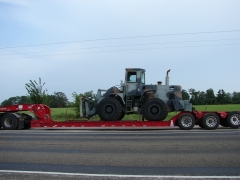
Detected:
[{"left": 0, "top": 104, "right": 239, "bottom": 130}]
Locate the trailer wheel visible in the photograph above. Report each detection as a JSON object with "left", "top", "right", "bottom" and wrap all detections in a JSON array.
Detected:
[
  {"left": 227, "top": 111, "right": 240, "bottom": 129},
  {"left": 98, "top": 97, "right": 123, "bottom": 121},
  {"left": 1, "top": 114, "right": 18, "bottom": 130},
  {"left": 201, "top": 113, "right": 220, "bottom": 130},
  {"left": 177, "top": 113, "right": 195, "bottom": 130},
  {"left": 142, "top": 98, "right": 168, "bottom": 121}
]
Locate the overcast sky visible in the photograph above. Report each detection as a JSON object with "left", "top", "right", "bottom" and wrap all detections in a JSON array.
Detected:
[{"left": 0, "top": 0, "right": 240, "bottom": 103}]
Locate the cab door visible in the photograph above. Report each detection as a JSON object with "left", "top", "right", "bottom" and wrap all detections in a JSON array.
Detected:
[{"left": 125, "top": 71, "right": 145, "bottom": 96}]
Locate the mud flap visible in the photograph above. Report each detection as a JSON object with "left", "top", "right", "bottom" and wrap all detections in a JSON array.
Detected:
[{"left": 18, "top": 120, "right": 24, "bottom": 129}]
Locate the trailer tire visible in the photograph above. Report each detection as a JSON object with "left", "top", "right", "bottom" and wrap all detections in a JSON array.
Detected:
[
  {"left": 201, "top": 113, "right": 220, "bottom": 130},
  {"left": 142, "top": 98, "right": 168, "bottom": 121},
  {"left": 1, "top": 114, "right": 18, "bottom": 130},
  {"left": 227, "top": 111, "right": 240, "bottom": 129},
  {"left": 177, "top": 113, "right": 195, "bottom": 130},
  {"left": 98, "top": 97, "right": 123, "bottom": 121}
]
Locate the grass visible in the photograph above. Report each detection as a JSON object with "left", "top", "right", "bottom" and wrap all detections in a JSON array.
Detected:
[
  {"left": 193, "top": 104, "right": 240, "bottom": 111},
  {"left": 49, "top": 104, "right": 240, "bottom": 121},
  {"left": 50, "top": 108, "right": 76, "bottom": 121}
]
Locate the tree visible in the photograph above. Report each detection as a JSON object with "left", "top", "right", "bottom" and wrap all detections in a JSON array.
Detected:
[
  {"left": 25, "top": 78, "right": 51, "bottom": 105},
  {"left": 1, "top": 96, "right": 31, "bottom": 106},
  {"left": 198, "top": 91, "right": 206, "bottom": 105},
  {"left": 189, "top": 88, "right": 201, "bottom": 105},
  {"left": 216, "top": 89, "right": 228, "bottom": 104},
  {"left": 1, "top": 97, "right": 18, "bottom": 106},
  {"left": 50, "top": 92, "right": 68, "bottom": 108},
  {"left": 205, "top": 88, "right": 216, "bottom": 105},
  {"left": 182, "top": 89, "right": 190, "bottom": 100},
  {"left": 225, "top": 93, "right": 232, "bottom": 104},
  {"left": 232, "top": 92, "right": 240, "bottom": 104}
]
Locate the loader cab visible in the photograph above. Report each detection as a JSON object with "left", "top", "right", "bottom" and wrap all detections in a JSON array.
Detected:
[{"left": 125, "top": 68, "right": 145, "bottom": 96}]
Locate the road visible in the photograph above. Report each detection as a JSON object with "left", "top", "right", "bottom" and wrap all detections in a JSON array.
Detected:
[{"left": 0, "top": 127, "right": 240, "bottom": 179}]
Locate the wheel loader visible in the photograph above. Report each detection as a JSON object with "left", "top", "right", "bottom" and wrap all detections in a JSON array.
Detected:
[{"left": 80, "top": 68, "right": 192, "bottom": 121}]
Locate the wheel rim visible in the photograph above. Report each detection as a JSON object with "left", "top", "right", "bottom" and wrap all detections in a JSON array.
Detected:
[
  {"left": 4, "top": 118, "right": 13, "bottom": 128},
  {"left": 149, "top": 105, "right": 160, "bottom": 115},
  {"left": 230, "top": 114, "right": 240, "bottom": 125},
  {"left": 206, "top": 116, "right": 217, "bottom": 127},
  {"left": 105, "top": 105, "right": 113, "bottom": 114},
  {"left": 181, "top": 116, "right": 193, "bottom": 127}
]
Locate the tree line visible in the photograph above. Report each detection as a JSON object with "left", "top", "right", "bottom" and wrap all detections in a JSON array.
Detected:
[
  {"left": 1, "top": 92, "right": 69, "bottom": 108},
  {"left": 1, "top": 78, "right": 69, "bottom": 108},
  {"left": 182, "top": 88, "right": 240, "bottom": 105}
]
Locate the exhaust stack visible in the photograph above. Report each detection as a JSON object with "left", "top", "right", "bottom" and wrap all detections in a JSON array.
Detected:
[{"left": 165, "top": 69, "right": 171, "bottom": 85}]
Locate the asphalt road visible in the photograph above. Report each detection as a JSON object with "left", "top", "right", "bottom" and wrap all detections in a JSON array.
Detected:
[{"left": 0, "top": 127, "right": 240, "bottom": 179}]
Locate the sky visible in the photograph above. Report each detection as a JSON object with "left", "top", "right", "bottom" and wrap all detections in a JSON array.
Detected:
[{"left": 0, "top": 0, "right": 240, "bottom": 103}]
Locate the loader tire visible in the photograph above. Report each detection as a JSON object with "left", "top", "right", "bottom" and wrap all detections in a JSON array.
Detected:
[
  {"left": 1, "top": 114, "right": 18, "bottom": 130},
  {"left": 98, "top": 97, "right": 123, "bottom": 121},
  {"left": 142, "top": 98, "right": 168, "bottom": 121},
  {"left": 119, "top": 109, "right": 126, "bottom": 120},
  {"left": 227, "top": 111, "right": 240, "bottom": 129}
]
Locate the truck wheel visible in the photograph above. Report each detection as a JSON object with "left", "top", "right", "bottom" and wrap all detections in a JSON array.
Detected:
[
  {"left": 1, "top": 114, "right": 18, "bottom": 130},
  {"left": 142, "top": 98, "right": 168, "bottom": 121},
  {"left": 177, "top": 113, "right": 195, "bottom": 130},
  {"left": 201, "top": 113, "right": 220, "bottom": 130},
  {"left": 98, "top": 97, "right": 123, "bottom": 121},
  {"left": 227, "top": 111, "right": 240, "bottom": 129}
]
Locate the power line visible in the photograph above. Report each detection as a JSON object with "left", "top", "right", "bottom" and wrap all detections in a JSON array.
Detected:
[
  {"left": 1, "top": 37, "right": 240, "bottom": 56},
  {"left": 0, "top": 42, "right": 239, "bottom": 61},
  {"left": 1, "top": 29, "right": 240, "bottom": 50}
]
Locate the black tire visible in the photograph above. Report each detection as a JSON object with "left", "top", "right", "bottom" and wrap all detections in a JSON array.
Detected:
[
  {"left": 97, "top": 97, "right": 123, "bottom": 121},
  {"left": 220, "top": 119, "right": 229, "bottom": 127},
  {"left": 227, "top": 111, "right": 240, "bottom": 129},
  {"left": 1, "top": 114, "right": 18, "bottom": 130},
  {"left": 177, "top": 113, "right": 195, "bottom": 130},
  {"left": 119, "top": 110, "right": 126, "bottom": 120},
  {"left": 201, "top": 113, "right": 220, "bottom": 130},
  {"left": 142, "top": 98, "right": 168, "bottom": 121}
]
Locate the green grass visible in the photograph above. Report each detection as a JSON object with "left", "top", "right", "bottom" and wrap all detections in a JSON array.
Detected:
[
  {"left": 49, "top": 104, "right": 240, "bottom": 121},
  {"left": 193, "top": 104, "right": 240, "bottom": 112},
  {"left": 50, "top": 108, "right": 76, "bottom": 121}
]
